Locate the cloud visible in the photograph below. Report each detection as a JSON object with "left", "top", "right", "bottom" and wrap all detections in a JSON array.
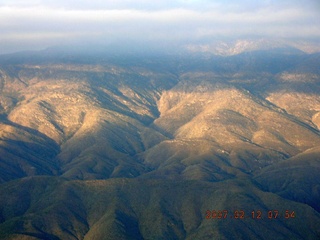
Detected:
[{"left": 0, "top": 0, "right": 319, "bottom": 54}]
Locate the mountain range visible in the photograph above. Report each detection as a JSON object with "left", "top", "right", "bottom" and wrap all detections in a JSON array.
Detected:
[{"left": 0, "top": 42, "right": 320, "bottom": 239}]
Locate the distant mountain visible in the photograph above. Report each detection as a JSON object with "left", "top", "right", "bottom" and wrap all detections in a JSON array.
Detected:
[
  {"left": 0, "top": 47, "right": 320, "bottom": 239},
  {"left": 184, "top": 38, "right": 320, "bottom": 56}
]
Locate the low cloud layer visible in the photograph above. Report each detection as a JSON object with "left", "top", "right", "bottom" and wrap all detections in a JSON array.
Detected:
[{"left": 0, "top": 0, "right": 319, "bottom": 54}]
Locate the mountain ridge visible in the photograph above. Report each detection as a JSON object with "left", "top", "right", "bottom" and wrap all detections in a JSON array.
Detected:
[{"left": 0, "top": 48, "right": 320, "bottom": 239}]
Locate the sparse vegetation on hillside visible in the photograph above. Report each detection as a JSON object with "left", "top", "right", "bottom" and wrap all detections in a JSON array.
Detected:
[{"left": 0, "top": 49, "right": 320, "bottom": 239}]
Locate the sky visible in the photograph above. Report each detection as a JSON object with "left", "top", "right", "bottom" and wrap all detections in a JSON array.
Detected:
[{"left": 0, "top": 0, "right": 319, "bottom": 54}]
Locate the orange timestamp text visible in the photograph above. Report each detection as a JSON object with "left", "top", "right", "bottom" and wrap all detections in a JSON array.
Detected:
[{"left": 205, "top": 210, "right": 295, "bottom": 220}]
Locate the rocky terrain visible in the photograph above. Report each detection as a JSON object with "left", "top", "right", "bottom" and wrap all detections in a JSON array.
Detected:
[{"left": 0, "top": 46, "right": 320, "bottom": 239}]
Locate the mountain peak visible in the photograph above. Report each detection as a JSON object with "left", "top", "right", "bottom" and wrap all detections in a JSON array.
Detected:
[{"left": 184, "top": 38, "right": 320, "bottom": 56}]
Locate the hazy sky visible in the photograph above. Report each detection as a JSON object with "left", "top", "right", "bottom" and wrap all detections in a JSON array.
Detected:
[{"left": 0, "top": 0, "right": 319, "bottom": 54}]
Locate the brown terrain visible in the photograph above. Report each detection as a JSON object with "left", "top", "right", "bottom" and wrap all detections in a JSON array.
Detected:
[{"left": 0, "top": 47, "right": 320, "bottom": 239}]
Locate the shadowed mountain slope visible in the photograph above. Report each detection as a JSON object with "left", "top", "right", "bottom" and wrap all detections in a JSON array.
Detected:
[
  {"left": 1, "top": 176, "right": 320, "bottom": 240},
  {"left": 254, "top": 146, "right": 320, "bottom": 212}
]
